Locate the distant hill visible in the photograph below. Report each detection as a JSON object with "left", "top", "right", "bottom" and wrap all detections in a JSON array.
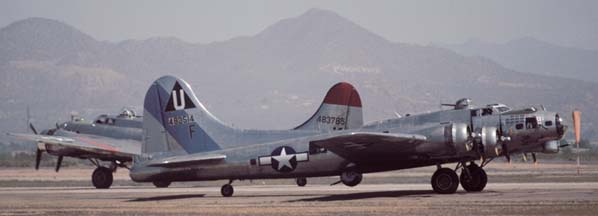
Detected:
[
  {"left": 438, "top": 37, "right": 598, "bottom": 82},
  {"left": 1, "top": 9, "right": 597, "bottom": 144}
]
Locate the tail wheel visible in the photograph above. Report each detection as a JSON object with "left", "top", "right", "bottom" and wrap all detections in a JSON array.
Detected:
[
  {"left": 296, "top": 178, "right": 307, "bottom": 187},
  {"left": 153, "top": 181, "right": 171, "bottom": 188},
  {"left": 431, "top": 168, "right": 459, "bottom": 194},
  {"left": 92, "top": 167, "right": 113, "bottom": 189},
  {"left": 460, "top": 164, "right": 487, "bottom": 192}
]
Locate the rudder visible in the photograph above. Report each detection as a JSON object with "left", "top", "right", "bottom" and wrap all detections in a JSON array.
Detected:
[{"left": 294, "top": 82, "right": 363, "bottom": 132}]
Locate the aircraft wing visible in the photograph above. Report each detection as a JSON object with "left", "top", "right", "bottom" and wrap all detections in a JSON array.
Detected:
[
  {"left": 310, "top": 132, "right": 427, "bottom": 163},
  {"left": 146, "top": 153, "right": 226, "bottom": 167},
  {"left": 8, "top": 132, "right": 140, "bottom": 162}
]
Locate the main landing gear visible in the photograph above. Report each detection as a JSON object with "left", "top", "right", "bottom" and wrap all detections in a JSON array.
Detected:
[
  {"left": 89, "top": 159, "right": 138, "bottom": 189},
  {"left": 221, "top": 180, "right": 235, "bottom": 197},
  {"left": 459, "top": 163, "right": 487, "bottom": 192},
  {"left": 331, "top": 170, "right": 363, "bottom": 187},
  {"left": 431, "top": 162, "right": 488, "bottom": 194},
  {"left": 88, "top": 159, "right": 117, "bottom": 189},
  {"left": 431, "top": 167, "right": 459, "bottom": 194},
  {"left": 92, "top": 166, "right": 113, "bottom": 189}
]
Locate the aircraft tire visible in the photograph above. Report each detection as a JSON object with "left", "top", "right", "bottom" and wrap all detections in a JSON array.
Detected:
[
  {"left": 92, "top": 167, "right": 113, "bottom": 189},
  {"left": 221, "top": 184, "right": 234, "bottom": 197},
  {"left": 341, "top": 170, "right": 363, "bottom": 187},
  {"left": 153, "top": 181, "right": 171, "bottom": 188},
  {"left": 460, "top": 164, "right": 487, "bottom": 192},
  {"left": 431, "top": 168, "right": 459, "bottom": 194},
  {"left": 296, "top": 177, "right": 307, "bottom": 187}
]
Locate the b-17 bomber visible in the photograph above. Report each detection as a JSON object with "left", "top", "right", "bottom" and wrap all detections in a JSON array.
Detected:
[{"left": 128, "top": 76, "right": 576, "bottom": 196}]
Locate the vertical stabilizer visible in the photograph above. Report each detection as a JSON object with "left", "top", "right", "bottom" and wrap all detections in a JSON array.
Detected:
[
  {"left": 142, "top": 76, "right": 226, "bottom": 155},
  {"left": 294, "top": 82, "right": 363, "bottom": 132}
]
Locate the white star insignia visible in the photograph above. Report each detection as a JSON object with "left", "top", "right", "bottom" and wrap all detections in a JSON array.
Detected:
[{"left": 272, "top": 147, "right": 295, "bottom": 170}]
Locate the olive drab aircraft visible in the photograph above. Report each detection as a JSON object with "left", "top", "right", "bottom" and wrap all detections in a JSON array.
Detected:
[
  {"left": 8, "top": 109, "right": 143, "bottom": 189},
  {"left": 129, "top": 76, "right": 572, "bottom": 197}
]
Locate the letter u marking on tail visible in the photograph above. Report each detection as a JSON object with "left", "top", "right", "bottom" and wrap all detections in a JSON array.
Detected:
[{"left": 173, "top": 89, "right": 186, "bottom": 110}]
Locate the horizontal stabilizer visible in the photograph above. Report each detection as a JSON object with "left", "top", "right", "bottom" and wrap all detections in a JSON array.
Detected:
[{"left": 146, "top": 153, "right": 226, "bottom": 167}]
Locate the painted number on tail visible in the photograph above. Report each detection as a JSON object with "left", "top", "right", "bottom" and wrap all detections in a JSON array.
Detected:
[{"left": 316, "top": 116, "right": 346, "bottom": 125}]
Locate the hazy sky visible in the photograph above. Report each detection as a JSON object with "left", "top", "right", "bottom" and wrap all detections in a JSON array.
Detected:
[{"left": 1, "top": 0, "right": 597, "bottom": 49}]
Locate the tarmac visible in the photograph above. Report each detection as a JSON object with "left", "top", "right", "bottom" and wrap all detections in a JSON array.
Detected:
[
  {"left": 1, "top": 182, "right": 598, "bottom": 216},
  {"left": 1, "top": 163, "right": 598, "bottom": 215}
]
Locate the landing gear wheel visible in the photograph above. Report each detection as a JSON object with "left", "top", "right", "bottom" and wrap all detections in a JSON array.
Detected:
[
  {"left": 221, "top": 184, "right": 234, "bottom": 197},
  {"left": 340, "top": 170, "right": 363, "bottom": 187},
  {"left": 92, "top": 167, "right": 113, "bottom": 189},
  {"left": 431, "top": 168, "right": 459, "bottom": 194},
  {"left": 153, "top": 181, "right": 171, "bottom": 188},
  {"left": 460, "top": 164, "right": 487, "bottom": 192},
  {"left": 296, "top": 177, "right": 307, "bottom": 187}
]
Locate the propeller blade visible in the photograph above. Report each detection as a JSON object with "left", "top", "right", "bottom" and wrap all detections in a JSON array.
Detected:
[
  {"left": 505, "top": 154, "right": 511, "bottom": 164},
  {"left": 330, "top": 180, "right": 342, "bottom": 186},
  {"left": 35, "top": 149, "right": 42, "bottom": 170},
  {"left": 55, "top": 122, "right": 60, "bottom": 129},
  {"left": 532, "top": 153, "right": 537, "bottom": 165},
  {"left": 55, "top": 156, "right": 63, "bottom": 172},
  {"left": 29, "top": 123, "right": 38, "bottom": 135},
  {"left": 573, "top": 111, "right": 582, "bottom": 144},
  {"left": 522, "top": 153, "right": 528, "bottom": 162},
  {"left": 572, "top": 110, "right": 581, "bottom": 175}
]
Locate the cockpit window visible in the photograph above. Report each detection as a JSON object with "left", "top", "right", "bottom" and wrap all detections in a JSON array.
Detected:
[
  {"left": 497, "top": 107, "right": 511, "bottom": 113},
  {"left": 95, "top": 116, "right": 107, "bottom": 124},
  {"left": 525, "top": 117, "right": 538, "bottom": 129},
  {"left": 482, "top": 108, "right": 493, "bottom": 116}
]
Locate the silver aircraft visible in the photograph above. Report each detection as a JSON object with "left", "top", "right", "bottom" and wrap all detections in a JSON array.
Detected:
[
  {"left": 9, "top": 82, "right": 365, "bottom": 189},
  {"left": 129, "top": 76, "right": 568, "bottom": 196},
  {"left": 9, "top": 109, "right": 143, "bottom": 188}
]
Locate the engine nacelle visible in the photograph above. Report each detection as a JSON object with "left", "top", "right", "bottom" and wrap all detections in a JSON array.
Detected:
[
  {"left": 427, "top": 123, "right": 473, "bottom": 156},
  {"left": 542, "top": 140, "right": 560, "bottom": 154},
  {"left": 480, "top": 126, "right": 501, "bottom": 157},
  {"left": 450, "top": 123, "right": 472, "bottom": 155}
]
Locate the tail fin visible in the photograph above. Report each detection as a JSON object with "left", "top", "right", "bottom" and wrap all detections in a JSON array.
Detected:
[
  {"left": 294, "top": 82, "right": 363, "bottom": 131},
  {"left": 142, "top": 75, "right": 228, "bottom": 155}
]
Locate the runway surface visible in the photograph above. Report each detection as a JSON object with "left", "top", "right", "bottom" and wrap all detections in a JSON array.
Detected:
[{"left": 1, "top": 182, "right": 598, "bottom": 216}]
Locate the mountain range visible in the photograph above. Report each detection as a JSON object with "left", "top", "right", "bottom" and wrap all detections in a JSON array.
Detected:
[
  {"left": 438, "top": 37, "right": 598, "bottom": 83},
  {"left": 1, "top": 8, "right": 596, "bottom": 144}
]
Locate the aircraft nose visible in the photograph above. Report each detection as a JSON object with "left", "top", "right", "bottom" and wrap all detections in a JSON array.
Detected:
[{"left": 555, "top": 113, "right": 565, "bottom": 138}]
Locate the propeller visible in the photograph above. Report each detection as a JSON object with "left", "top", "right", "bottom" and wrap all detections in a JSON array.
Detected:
[
  {"left": 35, "top": 149, "right": 42, "bottom": 170},
  {"left": 55, "top": 156, "right": 63, "bottom": 172},
  {"left": 29, "top": 123, "right": 38, "bottom": 135},
  {"left": 28, "top": 122, "right": 44, "bottom": 170},
  {"left": 572, "top": 110, "right": 581, "bottom": 175}
]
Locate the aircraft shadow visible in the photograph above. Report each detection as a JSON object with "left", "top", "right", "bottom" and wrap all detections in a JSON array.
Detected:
[
  {"left": 288, "top": 190, "right": 436, "bottom": 202},
  {"left": 127, "top": 194, "right": 206, "bottom": 202}
]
